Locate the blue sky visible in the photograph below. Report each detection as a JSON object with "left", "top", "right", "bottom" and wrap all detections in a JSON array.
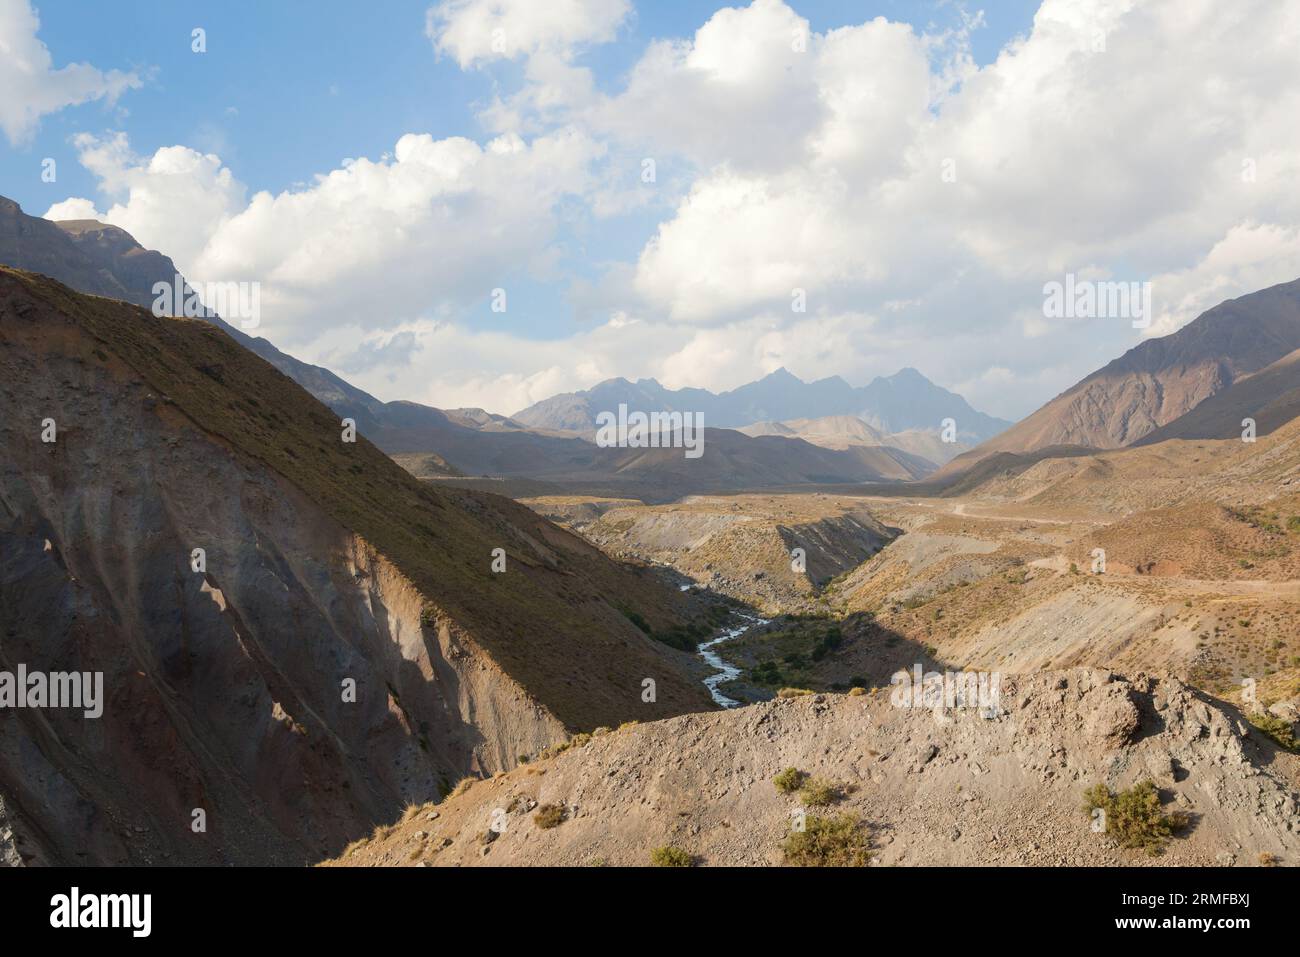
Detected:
[{"left": 3, "top": 0, "right": 1296, "bottom": 419}]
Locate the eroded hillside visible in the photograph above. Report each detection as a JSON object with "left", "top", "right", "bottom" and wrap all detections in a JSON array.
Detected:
[
  {"left": 0, "top": 268, "right": 715, "bottom": 865},
  {"left": 526, "top": 494, "right": 898, "bottom": 613}
]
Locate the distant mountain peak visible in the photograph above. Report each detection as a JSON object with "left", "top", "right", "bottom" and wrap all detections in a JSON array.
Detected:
[
  {"left": 888, "top": 367, "right": 928, "bottom": 382},
  {"left": 761, "top": 366, "right": 802, "bottom": 382}
]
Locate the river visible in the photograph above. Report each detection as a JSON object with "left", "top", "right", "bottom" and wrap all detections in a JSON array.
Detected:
[{"left": 697, "top": 612, "right": 769, "bottom": 708}]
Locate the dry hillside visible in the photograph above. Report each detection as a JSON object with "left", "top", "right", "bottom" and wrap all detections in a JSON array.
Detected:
[
  {"left": 0, "top": 267, "right": 714, "bottom": 866},
  {"left": 330, "top": 669, "right": 1300, "bottom": 867}
]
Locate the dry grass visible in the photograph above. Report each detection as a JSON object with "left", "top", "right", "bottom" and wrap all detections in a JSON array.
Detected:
[{"left": 533, "top": 804, "right": 566, "bottom": 829}]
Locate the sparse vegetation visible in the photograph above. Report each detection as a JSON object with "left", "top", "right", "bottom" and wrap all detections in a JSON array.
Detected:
[
  {"left": 798, "top": 777, "right": 841, "bottom": 807},
  {"left": 782, "top": 813, "right": 871, "bottom": 866},
  {"left": 773, "top": 767, "right": 808, "bottom": 794},
  {"left": 1082, "top": 780, "right": 1189, "bottom": 855},
  {"left": 1248, "top": 712, "right": 1297, "bottom": 750},
  {"left": 649, "top": 845, "right": 693, "bottom": 867},
  {"left": 533, "top": 804, "right": 566, "bottom": 829}
]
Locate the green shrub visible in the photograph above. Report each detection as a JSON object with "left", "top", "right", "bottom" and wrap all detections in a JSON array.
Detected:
[
  {"left": 782, "top": 813, "right": 871, "bottom": 866},
  {"left": 773, "top": 767, "right": 808, "bottom": 794},
  {"left": 1249, "top": 712, "right": 1297, "bottom": 751},
  {"left": 798, "top": 777, "right": 841, "bottom": 807},
  {"left": 751, "top": 660, "right": 784, "bottom": 685},
  {"left": 1082, "top": 780, "right": 1188, "bottom": 855},
  {"left": 533, "top": 804, "right": 566, "bottom": 829},
  {"left": 649, "top": 846, "right": 693, "bottom": 867}
]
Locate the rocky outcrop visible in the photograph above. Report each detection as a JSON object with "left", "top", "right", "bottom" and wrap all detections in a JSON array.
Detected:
[{"left": 332, "top": 669, "right": 1300, "bottom": 867}]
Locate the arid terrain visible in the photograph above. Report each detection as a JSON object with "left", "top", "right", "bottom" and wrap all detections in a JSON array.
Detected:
[
  {"left": 331, "top": 669, "right": 1300, "bottom": 867},
  {"left": 2, "top": 198, "right": 1298, "bottom": 870}
]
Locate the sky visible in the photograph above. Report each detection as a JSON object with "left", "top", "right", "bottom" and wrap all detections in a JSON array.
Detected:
[{"left": 2, "top": 0, "right": 1299, "bottom": 420}]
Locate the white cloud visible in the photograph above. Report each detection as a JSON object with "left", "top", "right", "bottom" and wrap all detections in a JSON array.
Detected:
[
  {"left": 50, "top": 128, "right": 602, "bottom": 353},
  {"left": 604, "top": 0, "right": 1300, "bottom": 415},
  {"left": 1145, "top": 223, "right": 1300, "bottom": 338},
  {"left": 43, "top": 196, "right": 100, "bottom": 221},
  {"left": 47, "top": 133, "right": 246, "bottom": 270},
  {"left": 0, "top": 0, "right": 140, "bottom": 144},
  {"left": 426, "top": 0, "right": 631, "bottom": 68},
  {"left": 45, "top": 0, "right": 1300, "bottom": 421}
]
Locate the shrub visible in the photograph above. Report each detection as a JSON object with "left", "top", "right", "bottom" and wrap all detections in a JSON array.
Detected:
[
  {"left": 1082, "top": 780, "right": 1188, "bottom": 855},
  {"left": 777, "top": 687, "right": 814, "bottom": 699},
  {"left": 798, "top": 777, "right": 841, "bottom": 807},
  {"left": 751, "top": 661, "right": 783, "bottom": 685},
  {"left": 1249, "top": 712, "right": 1297, "bottom": 751},
  {"left": 622, "top": 608, "right": 651, "bottom": 633},
  {"left": 533, "top": 804, "right": 566, "bottom": 829},
  {"left": 649, "top": 845, "right": 693, "bottom": 867},
  {"left": 773, "top": 767, "right": 808, "bottom": 794},
  {"left": 782, "top": 813, "right": 871, "bottom": 866},
  {"left": 849, "top": 686, "right": 867, "bottom": 697}
]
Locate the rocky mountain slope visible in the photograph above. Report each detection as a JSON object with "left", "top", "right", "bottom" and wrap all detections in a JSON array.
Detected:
[
  {"left": 0, "top": 267, "right": 716, "bottom": 866},
  {"left": 1134, "top": 347, "right": 1300, "bottom": 446},
  {"left": 944, "top": 278, "right": 1300, "bottom": 475},
  {"left": 1, "top": 197, "right": 171, "bottom": 308},
  {"left": 513, "top": 367, "right": 1012, "bottom": 442},
  {"left": 330, "top": 669, "right": 1300, "bottom": 866}
]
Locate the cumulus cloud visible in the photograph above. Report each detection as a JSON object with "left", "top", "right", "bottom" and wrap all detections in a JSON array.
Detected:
[
  {"left": 50, "top": 128, "right": 602, "bottom": 353},
  {"left": 46, "top": 0, "right": 1300, "bottom": 419},
  {"left": 0, "top": 0, "right": 140, "bottom": 144},
  {"left": 46, "top": 133, "right": 246, "bottom": 270},
  {"left": 603, "top": 0, "right": 1300, "bottom": 414}
]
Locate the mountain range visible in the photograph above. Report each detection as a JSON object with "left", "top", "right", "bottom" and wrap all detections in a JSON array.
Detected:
[
  {"left": 513, "top": 366, "right": 1012, "bottom": 443},
  {"left": 8, "top": 190, "right": 1300, "bottom": 498},
  {"left": 0, "top": 196, "right": 973, "bottom": 496}
]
